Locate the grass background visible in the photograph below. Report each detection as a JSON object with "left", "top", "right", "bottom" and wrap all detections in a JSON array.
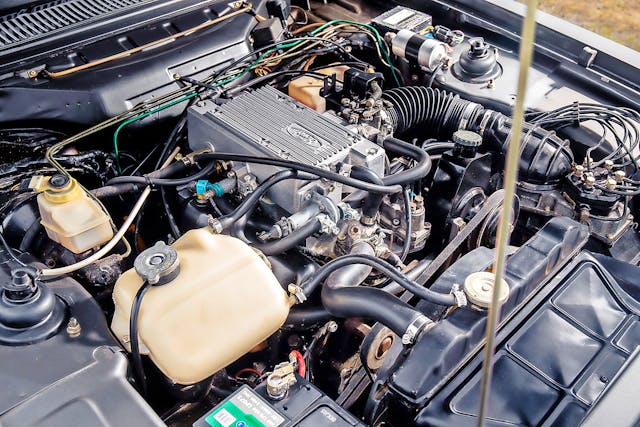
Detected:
[{"left": 532, "top": 0, "right": 639, "bottom": 50}]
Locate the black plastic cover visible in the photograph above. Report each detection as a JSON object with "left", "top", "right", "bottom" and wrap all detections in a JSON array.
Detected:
[
  {"left": 0, "top": 1, "right": 271, "bottom": 128},
  {"left": 0, "top": 250, "right": 163, "bottom": 426},
  {"left": 412, "top": 251, "right": 640, "bottom": 426}
]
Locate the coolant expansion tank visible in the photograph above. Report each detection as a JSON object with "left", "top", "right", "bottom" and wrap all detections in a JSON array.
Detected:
[{"left": 111, "top": 228, "right": 290, "bottom": 384}]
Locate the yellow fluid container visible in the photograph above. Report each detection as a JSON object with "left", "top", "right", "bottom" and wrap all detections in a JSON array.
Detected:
[
  {"left": 288, "top": 66, "right": 349, "bottom": 112},
  {"left": 110, "top": 228, "right": 290, "bottom": 385},
  {"left": 32, "top": 174, "right": 113, "bottom": 254}
]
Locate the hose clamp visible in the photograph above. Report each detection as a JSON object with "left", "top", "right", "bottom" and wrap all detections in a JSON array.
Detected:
[
  {"left": 318, "top": 214, "right": 340, "bottom": 236},
  {"left": 450, "top": 283, "right": 468, "bottom": 307},
  {"left": 459, "top": 102, "right": 480, "bottom": 131},
  {"left": 477, "top": 110, "right": 493, "bottom": 136},
  {"left": 207, "top": 215, "right": 223, "bottom": 234},
  {"left": 287, "top": 284, "right": 307, "bottom": 304},
  {"left": 181, "top": 148, "right": 212, "bottom": 166},
  {"left": 401, "top": 314, "right": 432, "bottom": 345}
]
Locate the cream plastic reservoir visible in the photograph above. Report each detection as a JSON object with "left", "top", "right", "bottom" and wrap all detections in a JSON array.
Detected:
[
  {"left": 31, "top": 174, "right": 113, "bottom": 254},
  {"left": 111, "top": 228, "right": 290, "bottom": 385}
]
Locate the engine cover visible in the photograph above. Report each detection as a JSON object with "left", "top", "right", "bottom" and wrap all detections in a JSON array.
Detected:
[{"left": 188, "top": 85, "right": 384, "bottom": 212}]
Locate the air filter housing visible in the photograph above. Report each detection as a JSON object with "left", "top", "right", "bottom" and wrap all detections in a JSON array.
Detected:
[{"left": 188, "top": 85, "right": 384, "bottom": 212}]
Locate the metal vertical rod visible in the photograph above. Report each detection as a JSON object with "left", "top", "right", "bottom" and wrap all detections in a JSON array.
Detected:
[{"left": 476, "top": 1, "right": 538, "bottom": 425}]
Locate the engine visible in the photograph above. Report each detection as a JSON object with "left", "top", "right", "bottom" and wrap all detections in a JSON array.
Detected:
[{"left": 1, "top": 1, "right": 640, "bottom": 426}]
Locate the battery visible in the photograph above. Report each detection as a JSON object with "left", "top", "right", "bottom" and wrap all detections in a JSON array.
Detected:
[
  {"left": 194, "top": 380, "right": 365, "bottom": 427},
  {"left": 371, "top": 6, "right": 432, "bottom": 35}
]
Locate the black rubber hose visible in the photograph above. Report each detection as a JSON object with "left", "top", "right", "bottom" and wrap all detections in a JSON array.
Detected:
[
  {"left": 381, "top": 137, "right": 432, "bottom": 186},
  {"left": 106, "top": 162, "right": 216, "bottom": 187},
  {"left": 130, "top": 281, "right": 152, "bottom": 397},
  {"left": 383, "top": 86, "right": 573, "bottom": 184},
  {"left": 196, "top": 153, "right": 403, "bottom": 194},
  {"left": 350, "top": 165, "right": 384, "bottom": 219},
  {"left": 93, "top": 161, "right": 189, "bottom": 196},
  {"left": 383, "top": 86, "right": 484, "bottom": 137},
  {"left": 285, "top": 307, "right": 332, "bottom": 328},
  {"left": 309, "top": 253, "right": 456, "bottom": 306},
  {"left": 252, "top": 219, "right": 321, "bottom": 256},
  {"left": 319, "top": 243, "right": 427, "bottom": 337},
  {"left": 216, "top": 170, "right": 315, "bottom": 230},
  {"left": 481, "top": 112, "right": 574, "bottom": 184},
  {"left": 91, "top": 183, "right": 144, "bottom": 199}
]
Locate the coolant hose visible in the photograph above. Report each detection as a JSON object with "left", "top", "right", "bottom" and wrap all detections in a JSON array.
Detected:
[
  {"left": 285, "top": 307, "right": 332, "bottom": 328},
  {"left": 320, "top": 242, "right": 428, "bottom": 338}
]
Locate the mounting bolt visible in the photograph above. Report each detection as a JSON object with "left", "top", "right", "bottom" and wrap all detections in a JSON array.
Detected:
[
  {"left": 606, "top": 178, "right": 617, "bottom": 190},
  {"left": 614, "top": 170, "right": 626, "bottom": 183},
  {"left": 66, "top": 317, "right": 81, "bottom": 337},
  {"left": 28, "top": 70, "right": 39, "bottom": 78},
  {"left": 172, "top": 73, "right": 181, "bottom": 80},
  {"left": 604, "top": 159, "right": 614, "bottom": 170}
]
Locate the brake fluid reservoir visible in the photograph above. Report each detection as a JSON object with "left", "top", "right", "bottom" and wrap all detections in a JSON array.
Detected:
[
  {"left": 110, "top": 228, "right": 290, "bottom": 385},
  {"left": 32, "top": 174, "right": 113, "bottom": 253}
]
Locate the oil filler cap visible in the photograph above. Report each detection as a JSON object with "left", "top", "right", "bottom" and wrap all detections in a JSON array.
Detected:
[
  {"left": 134, "top": 241, "right": 180, "bottom": 285},
  {"left": 463, "top": 271, "right": 509, "bottom": 308}
]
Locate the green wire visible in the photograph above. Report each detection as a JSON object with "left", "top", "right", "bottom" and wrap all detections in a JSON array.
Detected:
[
  {"left": 113, "top": 93, "right": 198, "bottom": 173},
  {"left": 113, "top": 19, "right": 401, "bottom": 172},
  {"left": 310, "top": 19, "right": 401, "bottom": 87}
]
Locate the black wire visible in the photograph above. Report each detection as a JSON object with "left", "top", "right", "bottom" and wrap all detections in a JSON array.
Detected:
[
  {"left": 196, "top": 153, "right": 403, "bottom": 194},
  {"left": 130, "top": 144, "right": 163, "bottom": 177},
  {"left": 595, "top": 185, "right": 640, "bottom": 196},
  {"left": 427, "top": 63, "right": 443, "bottom": 88},
  {"left": 161, "top": 187, "right": 181, "bottom": 239},
  {"left": 208, "top": 36, "right": 366, "bottom": 85},
  {"left": 155, "top": 116, "right": 188, "bottom": 170},
  {"left": 0, "top": 229, "right": 32, "bottom": 270},
  {"left": 130, "top": 280, "right": 152, "bottom": 396},
  {"left": 225, "top": 70, "right": 340, "bottom": 95}
]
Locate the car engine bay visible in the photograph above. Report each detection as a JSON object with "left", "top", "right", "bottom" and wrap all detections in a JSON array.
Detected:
[{"left": 1, "top": 1, "right": 640, "bottom": 426}]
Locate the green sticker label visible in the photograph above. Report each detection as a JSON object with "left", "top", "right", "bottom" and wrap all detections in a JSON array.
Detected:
[{"left": 205, "top": 388, "right": 285, "bottom": 427}]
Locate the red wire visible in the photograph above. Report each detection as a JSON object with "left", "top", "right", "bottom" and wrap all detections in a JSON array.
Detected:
[{"left": 289, "top": 350, "right": 306, "bottom": 376}]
